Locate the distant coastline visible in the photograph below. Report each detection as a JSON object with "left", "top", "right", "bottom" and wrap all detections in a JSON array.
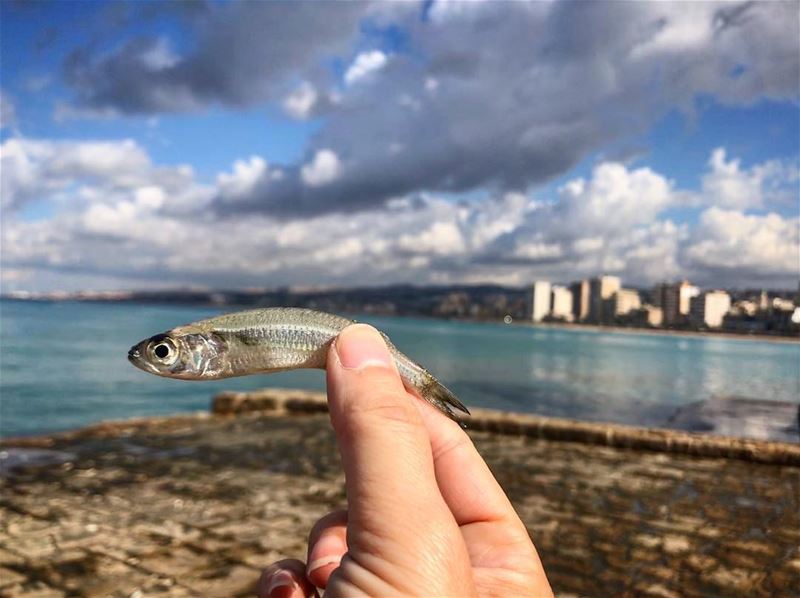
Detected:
[{"left": 2, "top": 283, "right": 798, "bottom": 342}]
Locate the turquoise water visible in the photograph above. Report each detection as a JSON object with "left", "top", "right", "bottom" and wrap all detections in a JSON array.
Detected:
[{"left": 1, "top": 301, "right": 798, "bottom": 438}]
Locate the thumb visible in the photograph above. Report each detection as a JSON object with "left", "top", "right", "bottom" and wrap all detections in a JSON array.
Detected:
[
  {"left": 325, "top": 324, "right": 451, "bottom": 543},
  {"left": 325, "top": 324, "right": 476, "bottom": 596}
]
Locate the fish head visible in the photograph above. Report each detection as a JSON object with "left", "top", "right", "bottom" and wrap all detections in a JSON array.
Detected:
[{"left": 127, "top": 328, "right": 229, "bottom": 379}]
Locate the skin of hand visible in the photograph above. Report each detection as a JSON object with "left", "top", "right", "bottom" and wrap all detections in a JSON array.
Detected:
[{"left": 257, "top": 324, "right": 553, "bottom": 597}]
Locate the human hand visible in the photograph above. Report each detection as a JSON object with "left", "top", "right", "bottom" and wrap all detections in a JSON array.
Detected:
[{"left": 257, "top": 324, "right": 553, "bottom": 597}]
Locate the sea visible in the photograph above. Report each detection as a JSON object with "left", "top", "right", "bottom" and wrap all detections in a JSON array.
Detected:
[{"left": 1, "top": 300, "right": 798, "bottom": 441}]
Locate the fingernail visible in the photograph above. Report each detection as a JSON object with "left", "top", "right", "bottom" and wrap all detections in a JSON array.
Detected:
[
  {"left": 267, "top": 570, "right": 296, "bottom": 598},
  {"left": 336, "top": 324, "right": 393, "bottom": 370},
  {"left": 307, "top": 554, "right": 342, "bottom": 576},
  {"left": 307, "top": 532, "right": 345, "bottom": 577}
]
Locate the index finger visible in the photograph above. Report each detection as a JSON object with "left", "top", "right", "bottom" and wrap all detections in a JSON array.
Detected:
[{"left": 413, "top": 397, "right": 521, "bottom": 527}]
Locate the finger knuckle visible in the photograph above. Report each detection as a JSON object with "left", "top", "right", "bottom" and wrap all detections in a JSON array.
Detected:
[
  {"left": 352, "top": 394, "right": 419, "bottom": 427},
  {"left": 432, "top": 425, "right": 470, "bottom": 457}
]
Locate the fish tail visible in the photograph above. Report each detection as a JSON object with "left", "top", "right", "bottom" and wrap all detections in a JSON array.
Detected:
[
  {"left": 420, "top": 375, "right": 470, "bottom": 421},
  {"left": 383, "top": 333, "right": 470, "bottom": 421}
]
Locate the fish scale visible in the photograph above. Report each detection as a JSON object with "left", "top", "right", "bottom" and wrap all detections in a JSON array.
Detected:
[{"left": 128, "top": 307, "right": 469, "bottom": 420}]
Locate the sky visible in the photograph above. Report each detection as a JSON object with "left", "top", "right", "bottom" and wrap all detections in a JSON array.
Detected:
[{"left": 1, "top": 0, "right": 798, "bottom": 293}]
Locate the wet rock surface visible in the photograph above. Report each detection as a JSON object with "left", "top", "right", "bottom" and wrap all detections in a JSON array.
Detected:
[
  {"left": 666, "top": 397, "right": 800, "bottom": 443},
  {"left": 1, "top": 412, "right": 798, "bottom": 597}
]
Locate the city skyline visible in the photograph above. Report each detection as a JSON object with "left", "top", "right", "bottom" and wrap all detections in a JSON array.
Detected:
[
  {"left": 5, "top": 269, "right": 798, "bottom": 337},
  {"left": 1, "top": 1, "right": 798, "bottom": 293},
  {"left": 527, "top": 273, "right": 798, "bottom": 334}
]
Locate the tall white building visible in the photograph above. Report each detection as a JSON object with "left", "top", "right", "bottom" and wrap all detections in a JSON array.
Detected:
[
  {"left": 530, "top": 281, "right": 552, "bottom": 322},
  {"left": 569, "top": 279, "right": 590, "bottom": 321},
  {"left": 589, "top": 275, "right": 621, "bottom": 322},
  {"left": 551, "top": 285, "right": 574, "bottom": 321},
  {"left": 642, "top": 305, "right": 663, "bottom": 327},
  {"left": 679, "top": 283, "right": 700, "bottom": 315},
  {"left": 690, "top": 291, "right": 731, "bottom": 328},
  {"left": 612, "top": 288, "right": 641, "bottom": 316},
  {"left": 656, "top": 280, "right": 699, "bottom": 325}
]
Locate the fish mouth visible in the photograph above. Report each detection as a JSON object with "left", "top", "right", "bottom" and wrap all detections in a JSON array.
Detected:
[
  {"left": 128, "top": 343, "right": 158, "bottom": 374},
  {"left": 127, "top": 346, "right": 141, "bottom": 362}
]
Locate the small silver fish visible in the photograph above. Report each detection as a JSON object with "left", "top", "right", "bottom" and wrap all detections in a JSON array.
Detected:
[{"left": 128, "top": 307, "right": 469, "bottom": 420}]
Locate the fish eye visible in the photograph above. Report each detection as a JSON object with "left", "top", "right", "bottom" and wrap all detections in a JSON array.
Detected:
[{"left": 145, "top": 335, "right": 179, "bottom": 366}]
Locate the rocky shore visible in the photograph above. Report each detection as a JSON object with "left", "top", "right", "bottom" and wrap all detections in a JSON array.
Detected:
[{"left": 1, "top": 390, "right": 798, "bottom": 597}]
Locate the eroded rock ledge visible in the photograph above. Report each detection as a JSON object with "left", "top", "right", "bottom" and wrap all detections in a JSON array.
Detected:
[{"left": 212, "top": 389, "right": 800, "bottom": 466}]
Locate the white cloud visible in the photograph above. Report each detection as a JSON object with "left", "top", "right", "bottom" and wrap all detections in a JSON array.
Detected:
[
  {"left": 398, "top": 221, "right": 466, "bottom": 256},
  {"left": 2, "top": 137, "right": 147, "bottom": 187},
  {"left": 702, "top": 147, "right": 798, "bottom": 210},
  {"left": 82, "top": 201, "right": 138, "bottom": 235},
  {"left": 344, "top": 50, "right": 388, "bottom": 85},
  {"left": 703, "top": 148, "right": 762, "bottom": 209},
  {"left": 1, "top": 136, "right": 797, "bottom": 293},
  {"left": 629, "top": 3, "right": 718, "bottom": 59},
  {"left": 301, "top": 149, "right": 341, "bottom": 186},
  {"left": 612, "top": 220, "right": 686, "bottom": 284},
  {"left": 134, "top": 186, "right": 166, "bottom": 211},
  {"left": 53, "top": 102, "right": 121, "bottom": 122},
  {"left": 0, "top": 137, "right": 200, "bottom": 211},
  {"left": 217, "top": 156, "right": 269, "bottom": 200},
  {"left": 465, "top": 191, "right": 531, "bottom": 249},
  {"left": 48, "top": 139, "right": 151, "bottom": 183},
  {"left": 427, "top": 0, "right": 495, "bottom": 23},
  {"left": 283, "top": 81, "right": 318, "bottom": 119},
  {"left": 551, "top": 162, "right": 673, "bottom": 236},
  {"left": 550, "top": 163, "right": 766, "bottom": 287},
  {"left": 685, "top": 207, "right": 799, "bottom": 276},
  {"left": 512, "top": 241, "right": 563, "bottom": 261},
  {"left": 313, "top": 238, "right": 364, "bottom": 263},
  {"left": 572, "top": 237, "right": 604, "bottom": 255},
  {"left": 140, "top": 38, "right": 180, "bottom": 70}
]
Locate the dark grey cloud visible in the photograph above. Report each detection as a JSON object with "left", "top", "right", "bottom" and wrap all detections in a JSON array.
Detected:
[
  {"left": 208, "top": 0, "right": 799, "bottom": 218},
  {"left": 64, "top": 1, "right": 370, "bottom": 113},
  {"left": 46, "top": 0, "right": 800, "bottom": 223}
]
